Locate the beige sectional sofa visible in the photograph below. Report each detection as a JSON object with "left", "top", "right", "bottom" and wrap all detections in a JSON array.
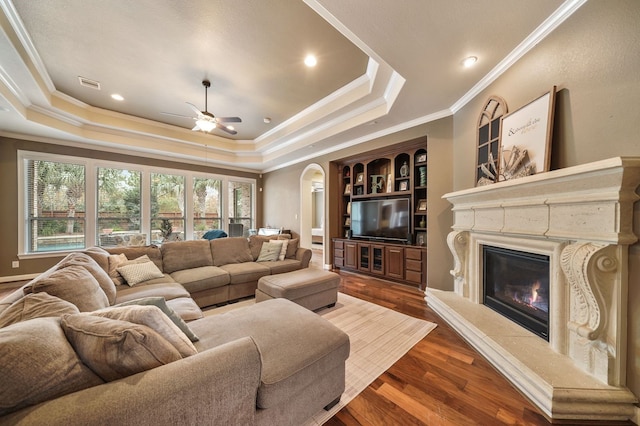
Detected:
[
  {"left": 0, "top": 236, "right": 348, "bottom": 425},
  {"left": 107, "top": 235, "right": 311, "bottom": 309}
]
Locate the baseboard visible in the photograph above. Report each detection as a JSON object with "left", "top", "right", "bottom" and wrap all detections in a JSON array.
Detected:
[
  {"left": 0, "top": 273, "right": 38, "bottom": 284},
  {"left": 323, "top": 263, "right": 333, "bottom": 270},
  {"left": 632, "top": 405, "right": 640, "bottom": 425}
]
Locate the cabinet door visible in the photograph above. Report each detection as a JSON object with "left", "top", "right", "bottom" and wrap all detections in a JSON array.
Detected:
[
  {"left": 358, "top": 243, "right": 371, "bottom": 272},
  {"left": 344, "top": 242, "right": 357, "bottom": 269},
  {"left": 371, "top": 244, "right": 385, "bottom": 275},
  {"left": 385, "top": 246, "right": 404, "bottom": 279}
]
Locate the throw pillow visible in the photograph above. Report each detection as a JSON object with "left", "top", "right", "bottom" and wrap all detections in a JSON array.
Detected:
[
  {"left": 249, "top": 235, "right": 271, "bottom": 260},
  {"left": 0, "top": 293, "right": 79, "bottom": 328},
  {"left": 108, "top": 253, "right": 128, "bottom": 285},
  {"left": 25, "top": 265, "right": 110, "bottom": 312},
  {"left": 57, "top": 252, "right": 117, "bottom": 305},
  {"left": 61, "top": 314, "right": 182, "bottom": 382},
  {"left": 278, "top": 239, "right": 289, "bottom": 261},
  {"left": 90, "top": 305, "right": 197, "bottom": 357},
  {"left": 117, "top": 260, "right": 164, "bottom": 286},
  {"left": 115, "top": 296, "right": 199, "bottom": 342},
  {"left": 0, "top": 317, "right": 104, "bottom": 416},
  {"left": 257, "top": 241, "right": 284, "bottom": 262},
  {"left": 285, "top": 238, "right": 299, "bottom": 259}
]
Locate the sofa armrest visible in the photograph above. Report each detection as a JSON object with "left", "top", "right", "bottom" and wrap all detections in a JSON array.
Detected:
[
  {"left": 2, "top": 337, "right": 262, "bottom": 425},
  {"left": 296, "top": 247, "right": 312, "bottom": 268}
]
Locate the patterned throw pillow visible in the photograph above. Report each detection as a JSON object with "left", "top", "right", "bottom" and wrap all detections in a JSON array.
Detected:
[{"left": 116, "top": 261, "right": 164, "bottom": 286}]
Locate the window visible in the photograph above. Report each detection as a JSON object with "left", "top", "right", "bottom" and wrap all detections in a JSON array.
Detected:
[
  {"left": 228, "top": 180, "right": 254, "bottom": 236},
  {"left": 476, "top": 96, "right": 507, "bottom": 185},
  {"left": 97, "top": 167, "right": 142, "bottom": 247},
  {"left": 19, "top": 151, "right": 256, "bottom": 256},
  {"left": 193, "top": 177, "right": 222, "bottom": 238},
  {"left": 25, "top": 159, "right": 86, "bottom": 252},
  {"left": 151, "top": 173, "right": 185, "bottom": 243}
]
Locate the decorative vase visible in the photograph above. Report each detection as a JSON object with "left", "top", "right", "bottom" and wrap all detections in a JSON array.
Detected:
[
  {"left": 419, "top": 166, "right": 426, "bottom": 186},
  {"left": 400, "top": 161, "right": 409, "bottom": 177},
  {"left": 419, "top": 219, "right": 426, "bottom": 228}
]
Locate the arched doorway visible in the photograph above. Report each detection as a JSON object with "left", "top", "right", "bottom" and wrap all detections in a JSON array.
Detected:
[{"left": 300, "top": 163, "right": 325, "bottom": 269}]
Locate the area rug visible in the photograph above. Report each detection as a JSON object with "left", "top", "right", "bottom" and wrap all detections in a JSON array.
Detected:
[{"left": 205, "top": 292, "right": 437, "bottom": 425}]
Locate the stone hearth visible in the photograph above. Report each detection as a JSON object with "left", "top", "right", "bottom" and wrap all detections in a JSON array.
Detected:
[{"left": 426, "top": 157, "right": 640, "bottom": 421}]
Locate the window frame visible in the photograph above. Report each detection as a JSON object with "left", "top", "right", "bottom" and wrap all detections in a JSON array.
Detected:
[{"left": 17, "top": 150, "right": 256, "bottom": 258}]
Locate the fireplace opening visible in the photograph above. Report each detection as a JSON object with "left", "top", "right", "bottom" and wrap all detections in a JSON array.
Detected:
[{"left": 483, "top": 246, "right": 550, "bottom": 340}]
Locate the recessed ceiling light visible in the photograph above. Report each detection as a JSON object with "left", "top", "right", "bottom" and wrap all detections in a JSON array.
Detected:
[
  {"left": 111, "top": 93, "right": 124, "bottom": 101},
  {"left": 304, "top": 54, "right": 317, "bottom": 67},
  {"left": 462, "top": 56, "right": 478, "bottom": 68},
  {"left": 263, "top": 117, "right": 272, "bottom": 124}
]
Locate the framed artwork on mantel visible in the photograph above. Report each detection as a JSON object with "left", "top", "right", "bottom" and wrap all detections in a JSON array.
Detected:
[{"left": 498, "top": 86, "right": 556, "bottom": 180}]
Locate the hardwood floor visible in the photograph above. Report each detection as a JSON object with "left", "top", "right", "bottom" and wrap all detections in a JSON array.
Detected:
[{"left": 327, "top": 270, "right": 633, "bottom": 426}]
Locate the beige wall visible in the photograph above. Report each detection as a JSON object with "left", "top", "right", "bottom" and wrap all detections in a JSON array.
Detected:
[
  {"left": 452, "top": 0, "right": 640, "bottom": 402},
  {"left": 0, "top": 136, "right": 261, "bottom": 279}
]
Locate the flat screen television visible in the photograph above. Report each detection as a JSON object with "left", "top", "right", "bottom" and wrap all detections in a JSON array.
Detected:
[{"left": 351, "top": 198, "right": 410, "bottom": 242}]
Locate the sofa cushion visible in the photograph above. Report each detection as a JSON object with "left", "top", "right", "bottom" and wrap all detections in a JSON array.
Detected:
[
  {"left": 0, "top": 292, "right": 79, "bottom": 328},
  {"left": 249, "top": 235, "right": 271, "bottom": 260},
  {"left": 25, "top": 264, "right": 110, "bottom": 312},
  {"left": 90, "top": 305, "right": 197, "bottom": 357},
  {"left": 256, "top": 241, "right": 284, "bottom": 262},
  {"left": 220, "top": 262, "right": 270, "bottom": 285},
  {"left": 56, "top": 252, "right": 118, "bottom": 305},
  {"left": 83, "top": 246, "right": 110, "bottom": 272},
  {"left": 166, "top": 297, "right": 204, "bottom": 322},
  {"left": 161, "top": 240, "right": 213, "bottom": 274},
  {"left": 115, "top": 282, "right": 190, "bottom": 304},
  {"left": 117, "top": 260, "right": 165, "bottom": 286},
  {"left": 0, "top": 317, "right": 104, "bottom": 416},
  {"left": 61, "top": 313, "right": 183, "bottom": 382},
  {"left": 114, "top": 296, "right": 200, "bottom": 341},
  {"left": 189, "top": 298, "right": 350, "bottom": 409},
  {"left": 260, "top": 259, "right": 303, "bottom": 275},
  {"left": 107, "top": 246, "right": 164, "bottom": 271},
  {"left": 211, "top": 237, "right": 253, "bottom": 266},
  {"left": 170, "top": 266, "right": 230, "bottom": 293}
]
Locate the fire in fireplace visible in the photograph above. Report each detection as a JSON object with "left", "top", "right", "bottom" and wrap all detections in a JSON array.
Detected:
[{"left": 483, "top": 246, "right": 550, "bottom": 340}]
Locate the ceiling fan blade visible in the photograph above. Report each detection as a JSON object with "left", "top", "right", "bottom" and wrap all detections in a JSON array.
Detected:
[
  {"left": 215, "top": 116, "right": 242, "bottom": 123},
  {"left": 217, "top": 124, "right": 237, "bottom": 135},
  {"left": 186, "top": 102, "right": 203, "bottom": 116},
  {"left": 160, "top": 111, "right": 193, "bottom": 119}
]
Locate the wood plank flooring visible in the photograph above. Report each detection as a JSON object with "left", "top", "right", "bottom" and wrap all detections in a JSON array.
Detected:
[{"left": 327, "top": 270, "right": 633, "bottom": 426}]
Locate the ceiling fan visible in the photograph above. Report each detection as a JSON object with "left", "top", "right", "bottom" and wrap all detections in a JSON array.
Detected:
[{"left": 163, "top": 80, "right": 241, "bottom": 135}]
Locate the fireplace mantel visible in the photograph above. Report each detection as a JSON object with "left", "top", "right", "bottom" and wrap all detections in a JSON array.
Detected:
[{"left": 427, "top": 157, "right": 640, "bottom": 421}]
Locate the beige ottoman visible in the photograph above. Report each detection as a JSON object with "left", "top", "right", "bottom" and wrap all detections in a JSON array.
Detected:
[{"left": 256, "top": 269, "right": 340, "bottom": 311}]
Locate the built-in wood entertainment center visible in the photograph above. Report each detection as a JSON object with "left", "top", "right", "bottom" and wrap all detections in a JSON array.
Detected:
[{"left": 331, "top": 138, "right": 427, "bottom": 288}]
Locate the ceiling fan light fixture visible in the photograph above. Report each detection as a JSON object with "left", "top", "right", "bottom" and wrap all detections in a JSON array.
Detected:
[{"left": 196, "top": 119, "right": 216, "bottom": 132}]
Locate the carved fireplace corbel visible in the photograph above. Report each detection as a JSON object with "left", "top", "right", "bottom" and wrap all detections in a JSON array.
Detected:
[
  {"left": 447, "top": 231, "right": 469, "bottom": 297},
  {"left": 560, "top": 242, "right": 620, "bottom": 385}
]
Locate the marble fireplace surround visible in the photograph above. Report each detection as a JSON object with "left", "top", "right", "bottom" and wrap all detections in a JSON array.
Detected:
[{"left": 426, "top": 157, "right": 640, "bottom": 421}]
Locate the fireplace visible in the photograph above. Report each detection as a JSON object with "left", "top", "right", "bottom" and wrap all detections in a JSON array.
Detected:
[
  {"left": 428, "top": 157, "right": 640, "bottom": 421},
  {"left": 483, "top": 246, "right": 549, "bottom": 340}
]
